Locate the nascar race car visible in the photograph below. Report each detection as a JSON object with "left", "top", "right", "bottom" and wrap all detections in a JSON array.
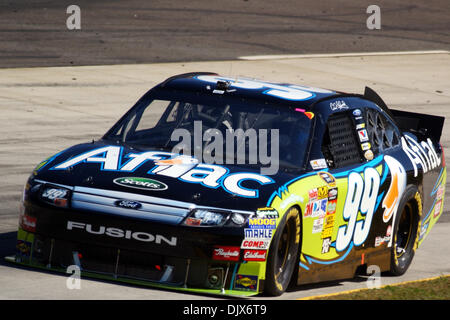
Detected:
[{"left": 8, "top": 72, "right": 446, "bottom": 296}]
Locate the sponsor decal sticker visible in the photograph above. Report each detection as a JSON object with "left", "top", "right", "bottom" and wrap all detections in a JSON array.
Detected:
[
  {"left": 16, "top": 240, "right": 32, "bottom": 256},
  {"left": 330, "top": 100, "right": 349, "bottom": 111},
  {"left": 358, "top": 129, "right": 369, "bottom": 142},
  {"left": 234, "top": 274, "right": 258, "bottom": 291},
  {"left": 361, "top": 142, "right": 371, "bottom": 151},
  {"left": 364, "top": 150, "right": 374, "bottom": 161},
  {"left": 184, "top": 217, "right": 202, "bottom": 226},
  {"left": 375, "top": 236, "right": 391, "bottom": 247},
  {"left": 352, "top": 109, "right": 362, "bottom": 117},
  {"left": 311, "top": 199, "right": 328, "bottom": 218},
  {"left": 317, "top": 186, "right": 328, "bottom": 199},
  {"left": 54, "top": 147, "right": 274, "bottom": 198},
  {"left": 356, "top": 123, "right": 365, "bottom": 130},
  {"left": 419, "top": 223, "right": 429, "bottom": 240},
  {"left": 401, "top": 136, "right": 441, "bottom": 177},
  {"left": 310, "top": 158, "right": 328, "bottom": 170},
  {"left": 20, "top": 214, "right": 37, "bottom": 233},
  {"left": 321, "top": 208, "right": 336, "bottom": 239},
  {"left": 240, "top": 239, "right": 270, "bottom": 250},
  {"left": 312, "top": 218, "right": 324, "bottom": 234},
  {"left": 309, "top": 188, "right": 318, "bottom": 201},
  {"left": 328, "top": 188, "right": 338, "bottom": 201},
  {"left": 305, "top": 202, "right": 313, "bottom": 217},
  {"left": 41, "top": 187, "right": 70, "bottom": 207},
  {"left": 327, "top": 200, "right": 337, "bottom": 215},
  {"left": 321, "top": 226, "right": 333, "bottom": 239},
  {"left": 212, "top": 246, "right": 240, "bottom": 261},
  {"left": 243, "top": 249, "right": 267, "bottom": 261},
  {"left": 321, "top": 237, "right": 332, "bottom": 254},
  {"left": 255, "top": 207, "right": 279, "bottom": 219},
  {"left": 437, "top": 185, "right": 444, "bottom": 200},
  {"left": 113, "top": 177, "right": 168, "bottom": 191},
  {"left": 318, "top": 172, "right": 336, "bottom": 187},
  {"left": 244, "top": 228, "right": 273, "bottom": 239},
  {"left": 386, "top": 225, "right": 392, "bottom": 237},
  {"left": 434, "top": 199, "right": 442, "bottom": 218},
  {"left": 248, "top": 218, "right": 276, "bottom": 229}
]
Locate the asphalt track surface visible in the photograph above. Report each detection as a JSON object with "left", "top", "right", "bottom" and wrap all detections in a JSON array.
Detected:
[
  {"left": 0, "top": 0, "right": 449, "bottom": 300},
  {"left": 0, "top": 0, "right": 449, "bottom": 67}
]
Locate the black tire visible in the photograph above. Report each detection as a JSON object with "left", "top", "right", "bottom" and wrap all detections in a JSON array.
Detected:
[
  {"left": 389, "top": 185, "right": 421, "bottom": 276},
  {"left": 264, "top": 206, "right": 301, "bottom": 296}
]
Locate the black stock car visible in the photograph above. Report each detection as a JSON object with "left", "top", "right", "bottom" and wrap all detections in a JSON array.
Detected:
[{"left": 8, "top": 72, "right": 446, "bottom": 296}]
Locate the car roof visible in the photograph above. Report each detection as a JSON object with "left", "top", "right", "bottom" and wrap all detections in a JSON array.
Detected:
[{"left": 156, "top": 72, "right": 342, "bottom": 109}]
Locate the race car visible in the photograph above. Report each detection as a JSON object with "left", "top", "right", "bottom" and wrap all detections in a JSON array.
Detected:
[{"left": 7, "top": 72, "right": 446, "bottom": 296}]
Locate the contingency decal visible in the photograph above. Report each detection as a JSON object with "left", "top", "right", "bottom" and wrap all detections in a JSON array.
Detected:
[
  {"left": 52, "top": 147, "right": 274, "bottom": 198},
  {"left": 255, "top": 207, "right": 279, "bottom": 219},
  {"left": 310, "top": 159, "right": 328, "bottom": 170},
  {"left": 234, "top": 274, "right": 258, "bottom": 291},
  {"left": 419, "top": 167, "right": 447, "bottom": 243},
  {"left": 241, "top": 217, "right": 277, "bottom": 251}
]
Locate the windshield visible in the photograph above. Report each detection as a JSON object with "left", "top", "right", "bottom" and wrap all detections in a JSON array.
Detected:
[{"left": 104, "top": 91, "right": 313, "bottom": 172}]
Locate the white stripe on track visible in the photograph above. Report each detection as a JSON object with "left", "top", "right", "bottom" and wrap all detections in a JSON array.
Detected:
[{"left": 238, "top": 50, "right": 449, "bottom": 60}]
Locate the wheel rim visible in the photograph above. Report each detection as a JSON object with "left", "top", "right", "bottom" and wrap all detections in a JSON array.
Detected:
[
  {"left": 275, "top": 220, "right": 292, "bottom": 277},
  {"left": 395, "top": 202, "right": 413, "bottom": 258}
]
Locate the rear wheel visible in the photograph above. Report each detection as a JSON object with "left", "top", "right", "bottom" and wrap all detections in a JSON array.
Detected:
[
  {"left": 389, "top": 186, "right": 420, "bottom": 276},
  {"left": 264, "top": 207, "right": 300, "bottom": 296}
]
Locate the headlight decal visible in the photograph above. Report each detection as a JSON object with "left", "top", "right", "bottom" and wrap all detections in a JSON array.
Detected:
[
  {"left": 183, "top": 209, "right": 252, "bottom": 227},
  {"left": 40, "top": 186, "right": 71, "bottom": 207}
]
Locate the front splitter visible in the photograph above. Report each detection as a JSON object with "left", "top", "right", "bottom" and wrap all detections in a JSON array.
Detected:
[{"left": 4, "top": 255, "right": 258, "bottom": 298}]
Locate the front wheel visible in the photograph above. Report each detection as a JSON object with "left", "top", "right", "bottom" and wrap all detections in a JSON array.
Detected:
[
  {"left": 264, "top": 207, "right": 300, "bottom": 296},
  {"left": 389, "top": 185, "right": 421, "bottom": 276}
]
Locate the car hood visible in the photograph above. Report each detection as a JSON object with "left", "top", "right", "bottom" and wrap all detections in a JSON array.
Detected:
[{"left": 31, "top": 141, "right": 303, "bottom": 211}]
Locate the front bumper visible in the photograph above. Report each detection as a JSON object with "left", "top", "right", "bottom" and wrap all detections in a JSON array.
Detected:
[{"left": 11, "top": 195, "right": 266, "bottom": 296}]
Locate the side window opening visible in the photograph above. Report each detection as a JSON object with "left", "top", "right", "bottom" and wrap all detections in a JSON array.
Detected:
[
  {"left": 322, "top": 112, "right": 362, "bottom": 169},
  {"left": 366, "top": 108, "right": 400, "bottom": 154}
]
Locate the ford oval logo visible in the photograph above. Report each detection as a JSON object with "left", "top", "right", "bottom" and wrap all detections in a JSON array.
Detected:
[{"left": 114, "top": 199, "right": 142, "bottom": 210}]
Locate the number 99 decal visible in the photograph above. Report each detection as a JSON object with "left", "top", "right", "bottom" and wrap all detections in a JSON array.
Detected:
[{"left": 336, "top": 167, "right": 381, "bottom": 252}]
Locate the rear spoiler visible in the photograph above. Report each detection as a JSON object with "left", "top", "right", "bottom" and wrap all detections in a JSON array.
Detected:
[
  {"left": 364, "top": 86, "right": 445, "bottom": 142},
  {"left": 390, "top": 109, "right": 445, "bottom": 142}
]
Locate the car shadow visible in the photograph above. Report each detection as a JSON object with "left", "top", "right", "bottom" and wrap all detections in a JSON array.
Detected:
[
  {"left": 285, "top": 276, "right": 369, "bottom": 294},
  {"left": 0, "top": 231, "right": 17, "bottom": 264}
]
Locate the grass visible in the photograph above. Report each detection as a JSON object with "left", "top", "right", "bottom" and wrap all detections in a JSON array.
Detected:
[{"left": 314, "top": 275, "right": 450, "bottom": 300}]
